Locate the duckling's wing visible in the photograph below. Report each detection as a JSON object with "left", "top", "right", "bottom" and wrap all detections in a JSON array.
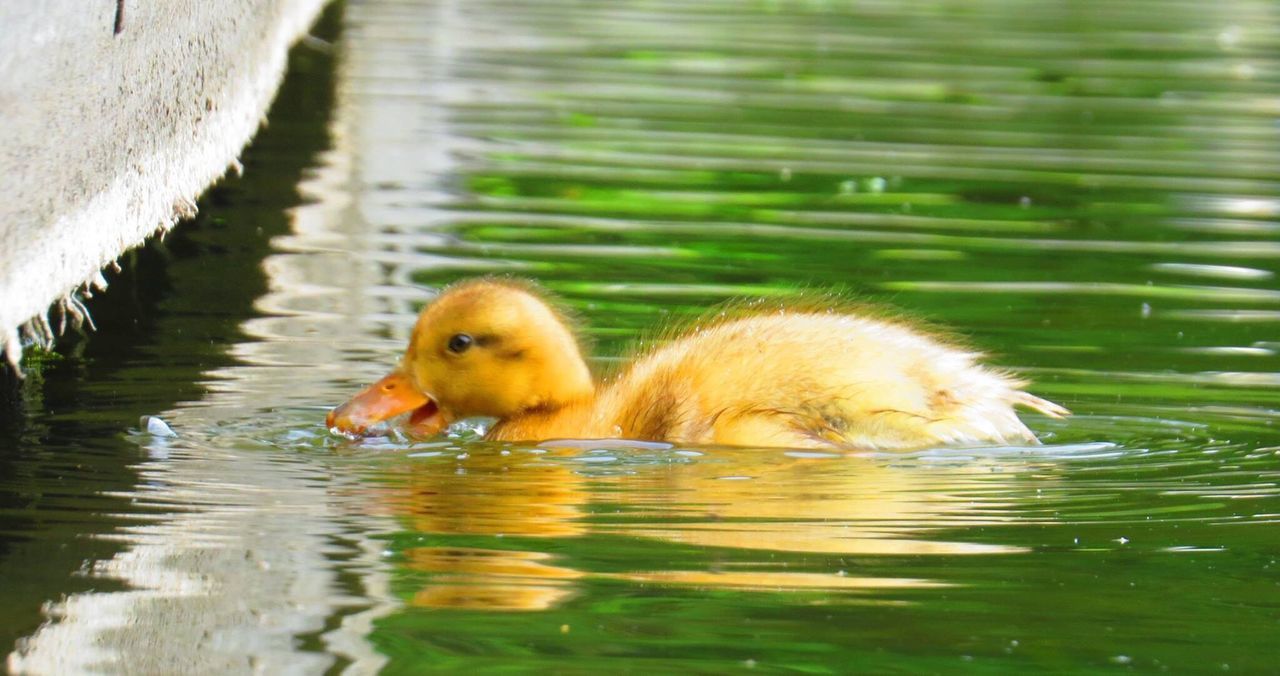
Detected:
[{"left": 708, "top": 408, "right": 847, "bottom": 449}]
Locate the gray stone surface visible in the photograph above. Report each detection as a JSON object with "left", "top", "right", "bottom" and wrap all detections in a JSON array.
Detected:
[{"left": 0, "top": 0, "right": 329, "bottom": 367}]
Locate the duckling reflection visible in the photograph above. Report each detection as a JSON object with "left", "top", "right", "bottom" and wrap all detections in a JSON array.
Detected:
[
  {"left": 370, "top": 449, "right": 588, "bottom": 611},
  {"left": 371, "top": 444, "right": 1034, "bottom": 611},
  {"left": 380, "top": 448, "right": 588, "bottom": 539},
  {"left": 595, "top": 445, "right": 1026, "bottom": 557},
  {"left": 404, "top": 547, "right": 582, "bottom": 611}
]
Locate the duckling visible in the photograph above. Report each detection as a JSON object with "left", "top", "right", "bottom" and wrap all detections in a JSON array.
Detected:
[{"left": 327, "top": 278, "right": 1068, "bottom": 450}]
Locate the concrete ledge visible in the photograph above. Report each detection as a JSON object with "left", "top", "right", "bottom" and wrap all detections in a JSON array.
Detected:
[{"left": 0, "top": 0, "right": 330, "bottom": 367}]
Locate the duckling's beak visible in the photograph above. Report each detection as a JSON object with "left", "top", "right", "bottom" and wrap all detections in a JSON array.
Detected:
[{"left": 327, "top": 371, "right": 448, "bottom": 437}]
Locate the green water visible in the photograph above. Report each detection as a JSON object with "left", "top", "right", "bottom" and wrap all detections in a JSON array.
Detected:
[{"left": 3, "top": 0, "right": 1279, "bottom": 672}]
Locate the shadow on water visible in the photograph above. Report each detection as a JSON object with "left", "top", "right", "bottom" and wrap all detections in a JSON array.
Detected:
[{"left": 0, "top": 1, "right": 344, "bottom": 652}]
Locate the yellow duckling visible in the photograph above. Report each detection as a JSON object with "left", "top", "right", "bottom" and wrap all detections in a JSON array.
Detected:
[{"left": 327, "top": 278, "right": 1068, "bottom": 450}]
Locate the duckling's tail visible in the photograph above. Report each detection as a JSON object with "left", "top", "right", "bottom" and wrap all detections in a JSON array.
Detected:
[{"left": 1013, "top": 392, "right": 1071, "bottom": 418}]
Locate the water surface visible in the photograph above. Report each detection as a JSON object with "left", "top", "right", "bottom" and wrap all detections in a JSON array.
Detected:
[{"left": 4, "top": 0, "right": 1279, "bottom": 672}]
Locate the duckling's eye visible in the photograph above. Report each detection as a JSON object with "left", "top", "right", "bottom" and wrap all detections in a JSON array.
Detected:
[{"left": 446, "top": 333, "right": 473, "bottom": 354}]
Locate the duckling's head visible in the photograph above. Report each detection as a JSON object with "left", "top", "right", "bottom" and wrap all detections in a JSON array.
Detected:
[{"left": 327, "top": 279, "right": 594, "bottom": 437}]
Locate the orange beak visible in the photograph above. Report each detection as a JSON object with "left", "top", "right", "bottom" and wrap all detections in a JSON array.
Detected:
[{"left": 326, "top": 371, "right": 448, "bottom": 437}]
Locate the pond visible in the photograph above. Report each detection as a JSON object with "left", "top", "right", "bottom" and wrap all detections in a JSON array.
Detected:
[{"left": 3, "top": 0, "right": 1278, "bottom": 672}]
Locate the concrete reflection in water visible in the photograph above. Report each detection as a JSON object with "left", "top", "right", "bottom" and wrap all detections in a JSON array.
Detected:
[{"left": 9, "top": 434, "right": 397, "bottom": 673}]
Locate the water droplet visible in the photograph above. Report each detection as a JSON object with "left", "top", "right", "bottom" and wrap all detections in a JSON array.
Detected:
[{"left": 141, "top": 416, "right": 176, "bottom": 437}]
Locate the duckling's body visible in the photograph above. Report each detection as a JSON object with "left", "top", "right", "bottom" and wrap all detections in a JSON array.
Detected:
[
  {"left": 328, "top": 279, "right": 1067, "bottom": 450},
  {"left": 492, "top": 311, "right": 1062, "bottom": 449}
]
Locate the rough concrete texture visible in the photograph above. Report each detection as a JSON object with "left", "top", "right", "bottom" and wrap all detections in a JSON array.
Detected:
[{"left": 0, "top": 0, "right": 329, "bottom": 367}]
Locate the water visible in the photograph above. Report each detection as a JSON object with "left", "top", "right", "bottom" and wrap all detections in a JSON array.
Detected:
[{"left": 3, "top": 0, "right": 1279, "bottom": 672}]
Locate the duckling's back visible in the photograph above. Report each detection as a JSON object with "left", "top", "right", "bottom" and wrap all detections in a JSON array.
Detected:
[{"left": 601, "top": 311, "right": 1066, "bottom": 450}]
